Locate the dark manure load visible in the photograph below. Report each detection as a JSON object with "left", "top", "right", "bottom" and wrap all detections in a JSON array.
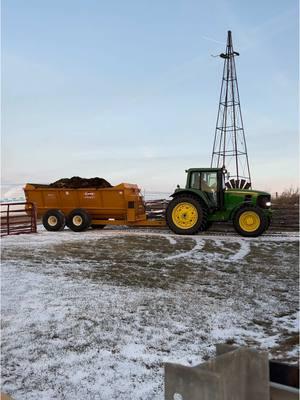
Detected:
[{"left": 49, "top": 176, "right": 112, "bottom": 189}]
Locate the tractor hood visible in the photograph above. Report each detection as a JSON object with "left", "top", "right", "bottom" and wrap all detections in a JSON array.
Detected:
[
  {"left": 226, "top": 188, "right": 271, "bottom": 197},
  {"left": 224, "top": 188, "right": 272, "bottom": 212}
]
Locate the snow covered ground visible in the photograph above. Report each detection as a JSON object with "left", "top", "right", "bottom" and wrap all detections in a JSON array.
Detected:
[{"left": 1, "top": 228, "right": 299, "bottom": 399}]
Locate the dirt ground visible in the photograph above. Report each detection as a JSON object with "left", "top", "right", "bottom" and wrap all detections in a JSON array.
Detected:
[{"left": 1, "top": 228, "right": 299, "bottom": 400}]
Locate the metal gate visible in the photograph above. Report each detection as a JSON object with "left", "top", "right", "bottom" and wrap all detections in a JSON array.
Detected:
[{"left": 1, "top": 202, "right": 37, "bottom": 237}]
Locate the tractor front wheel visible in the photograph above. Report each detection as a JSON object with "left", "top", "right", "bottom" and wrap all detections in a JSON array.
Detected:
[
  {"left": 264, "top": 216, "right": 271, "bottom": 232},
  {"left": 166, "top": 195, "right": 207, "bottom": 235},
  {"left": 233, "top": 206, "right": 267, "bottom": 237}
]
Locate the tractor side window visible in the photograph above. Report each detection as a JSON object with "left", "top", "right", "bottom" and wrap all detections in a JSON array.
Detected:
[{"left": 190, "top": 172, "right": 201, "bottom": 189}]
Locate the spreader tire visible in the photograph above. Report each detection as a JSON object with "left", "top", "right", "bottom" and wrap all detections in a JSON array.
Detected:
[
  {"left": 66, "top": 209, "right": 91, "bottom": 232},
  {"left": 91, "top": 224, "right": 106, "bottom": 229},
  {"left": 43, "top": 209, "right": 65, "bottom": 232},
  {"left": 166, "top": 194, "right": 207, "bottom": 235},
  {"left": 233, "top": 206, "right": 267, "bottom": 237}
]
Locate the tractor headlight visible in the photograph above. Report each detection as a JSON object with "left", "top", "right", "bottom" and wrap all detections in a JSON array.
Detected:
[{"left": 257, "top": 195, "right": 272, "bottom": 209}]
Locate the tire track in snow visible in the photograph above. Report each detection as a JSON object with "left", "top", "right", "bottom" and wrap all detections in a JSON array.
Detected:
[
  {"left": 164, "top": 239, "right": 204, "bottom": 260},
  {"left": 228, "top": 240, "right": 251, "bottom": 262},
  {"left": 160, "top": 234, "right": 177, "bottom": 245}
]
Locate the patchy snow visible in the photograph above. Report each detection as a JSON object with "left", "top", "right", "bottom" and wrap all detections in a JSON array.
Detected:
[
  {"left": 228, "top": 240, "right": 250, "bottom": 261},
  {"left": 1, "top": 228, "right": 299, "bottom": 399},
  {"left": 276, "top": 311, "right": 299, "bottom": 331},
  {"left": 164, "top": 239, "right": 204, "bottom": 260},
  {"left": 159, "top": 234, "right": 177, "bottom": 246}
]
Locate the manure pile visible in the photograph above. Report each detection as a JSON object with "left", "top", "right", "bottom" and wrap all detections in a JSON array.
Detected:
[{"left": 49, "top": 176, "right": 112, "bottom": 189}]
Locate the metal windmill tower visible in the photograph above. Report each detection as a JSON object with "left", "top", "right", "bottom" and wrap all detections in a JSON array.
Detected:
[{"left": 211, "top": 30, "right": 251, "bottom": 189}]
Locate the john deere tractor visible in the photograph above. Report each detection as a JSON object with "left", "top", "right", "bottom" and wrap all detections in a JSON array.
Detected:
[{"left": 166, "top": 168, "right": 272, "bottom": 237}]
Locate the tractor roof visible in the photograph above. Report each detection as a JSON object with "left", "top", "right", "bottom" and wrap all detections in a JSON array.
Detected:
[{"left": 185, "top": 168, "right": 223, "bottom": 173}]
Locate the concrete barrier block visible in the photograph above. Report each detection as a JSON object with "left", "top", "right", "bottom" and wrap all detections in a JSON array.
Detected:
[
  {"left": 165, "top": 363, "right": 222, "bottom": 400},
  {"left": 165, "top": 344, "right": 270, "bottom": 400}
]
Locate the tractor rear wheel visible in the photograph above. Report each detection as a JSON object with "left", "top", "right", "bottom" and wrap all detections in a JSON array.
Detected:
[
  {"left": 200, "top": 220, "right": 213, "bottom": 232},
  {"left": 43, "top": 209, "right": 65, "bottom": 231},
  {"left": 166, "top": 195, "right": 207, "bottom": 235},
  {"left": 233, "top": 206, "right": 267, "bottom": 237},
  {"left": 66, "top": 209, "right": 91, "bottom": 232}
]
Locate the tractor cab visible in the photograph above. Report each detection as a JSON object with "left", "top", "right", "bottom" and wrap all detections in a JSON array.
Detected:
[{"left": 185, "top": 168, "right": 225, "bottom": 209}]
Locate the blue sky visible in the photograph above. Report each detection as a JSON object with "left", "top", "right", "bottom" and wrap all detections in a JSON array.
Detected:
[{"left": 2, "top": 0, "right": 299, "bottom": 194}]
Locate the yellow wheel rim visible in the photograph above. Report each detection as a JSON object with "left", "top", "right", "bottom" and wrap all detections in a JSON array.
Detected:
[
  {"left": 172, "top": 202, "right": 198, "bottom": 229},
  {"left": 73, "top": 215, "right": 83, "bottom": 226},
  {"left": 239, "top": 211, "right": 260, "bottom": 232}
]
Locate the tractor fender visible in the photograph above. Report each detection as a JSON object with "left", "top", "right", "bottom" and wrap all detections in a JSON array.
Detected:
[
  {"left": 229, "top": 203, "right": 272, "bottom": 222},
  {"left": 170, "top": 189, "right": 209, "bottom": 208},
  {"left": 229, "top": 203, "right": 253, "bottom": 221}
]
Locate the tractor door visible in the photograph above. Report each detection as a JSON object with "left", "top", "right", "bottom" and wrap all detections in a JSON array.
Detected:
[{"left": 200, "top": 171, "right": 219, "bottom": 207}]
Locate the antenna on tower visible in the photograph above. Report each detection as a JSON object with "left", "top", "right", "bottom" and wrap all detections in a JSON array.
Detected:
[{"left": 211, "top": 30, "right": 252, "bottom": 190}]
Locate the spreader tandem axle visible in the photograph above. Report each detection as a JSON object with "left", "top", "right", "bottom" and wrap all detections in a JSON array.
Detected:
[{"left": 24, "top": 168, "right": 272, "bottom": 237}]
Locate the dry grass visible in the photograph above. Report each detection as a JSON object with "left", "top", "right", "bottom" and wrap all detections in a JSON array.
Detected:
[{"left": 274, "top": 187, "right": 299, "bottom": 206}]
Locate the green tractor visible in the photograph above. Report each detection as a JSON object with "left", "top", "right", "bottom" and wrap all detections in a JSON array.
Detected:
[{"left": 166, "top": 168, "right": 272, "bottom": 237}]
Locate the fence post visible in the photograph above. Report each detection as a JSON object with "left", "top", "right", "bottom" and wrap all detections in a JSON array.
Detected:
[
  {"left": 32, "top": 203, "right": 37, "bottom": 233},
  {"left": 7, "top": 204, "right": 10, "bottom": 235}
]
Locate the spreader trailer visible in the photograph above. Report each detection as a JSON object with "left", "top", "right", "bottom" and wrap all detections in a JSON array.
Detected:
[
  {"left": 24, "top": 182, "right": 167, "bottom": 231},
  {"left": 24, "top": 167, "right": 272, "bottom": 237}
]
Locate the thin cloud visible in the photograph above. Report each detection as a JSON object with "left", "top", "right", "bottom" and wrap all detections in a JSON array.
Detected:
[{"left": 201, "top": 35, "right": 226, "bottom": 46}]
